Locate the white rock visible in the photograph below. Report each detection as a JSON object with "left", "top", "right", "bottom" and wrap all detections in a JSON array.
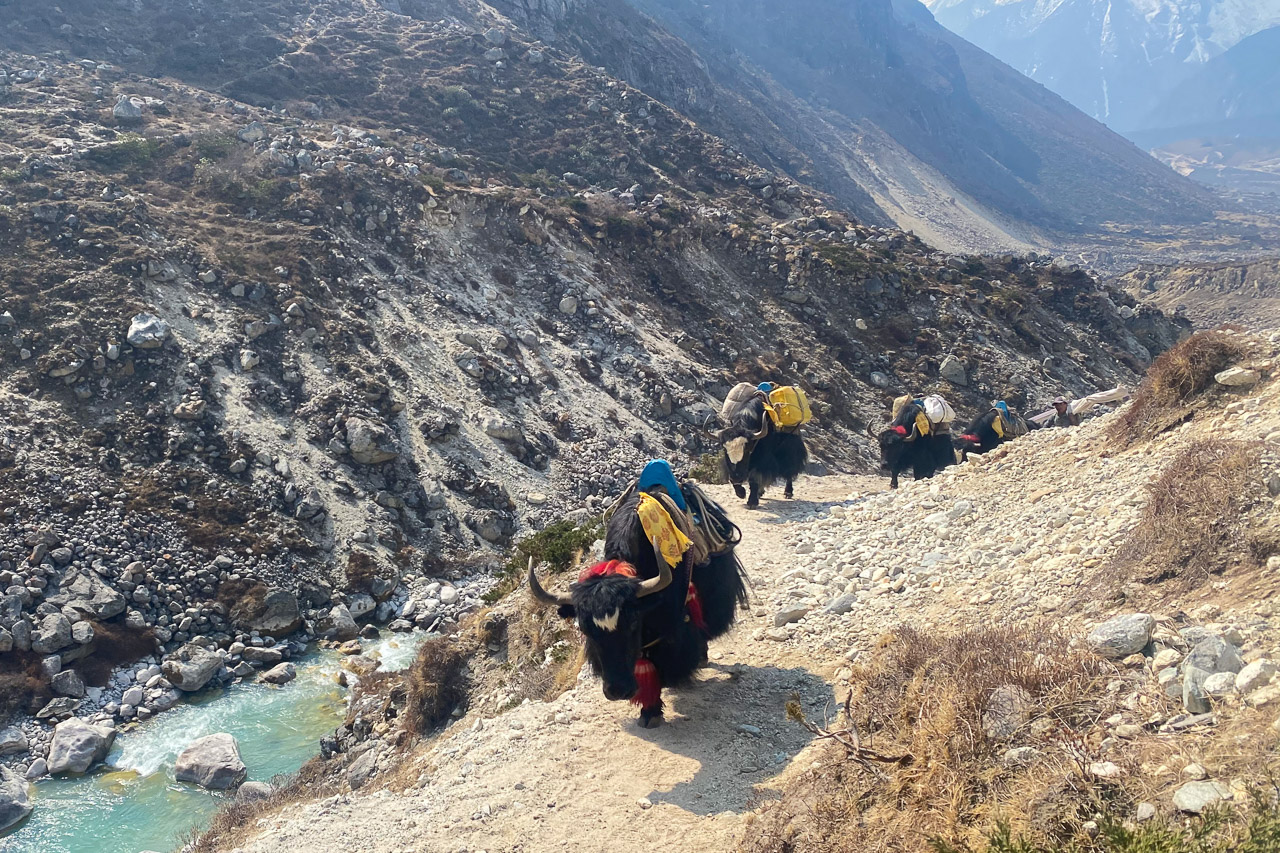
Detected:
[
  {"left": 126, "top": 313, "right": 170, "bottom": 349},
  {"left": 1236, "top": 659, "right": 1278, "bottom": 695},
  {"left": 1215, "top": 367, "right": 1259, "bottom": 387}
]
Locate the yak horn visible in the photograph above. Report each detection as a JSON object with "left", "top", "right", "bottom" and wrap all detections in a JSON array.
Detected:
[
  {"left": 637, "top": 539, "right": 674, "bottom": 598},
  {"left": 750, "top": 419, "right": 770, "bottom": 441},
  {"left": 527, "top": 556, "right": 573, "bottom": 607},
  {"left": 866, "top": 425, "right": 878, "bottom": 439}
]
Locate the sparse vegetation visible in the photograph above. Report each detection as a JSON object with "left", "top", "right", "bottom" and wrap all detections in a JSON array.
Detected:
[
  {"left": 690, "top": 451, "right": 729, "bottom": 485},
  {"left": 483, "top": 515, "right": 603, "bottom": 603},
  {"left": 402, "top": 634, "right": 470, "bottom": 733},
  {"left": 184, "top": 759, "right": 337, "bottom": 853},
  {"left": 192, "top": 130, "right": 237, "bottom": 161},
  {"left": 1110, "top": 331, "right": 1249, "bottom": 446},
  {"left": 85, "top": 133, "right": 164, "bottom": 171},
  {"left": 1108, "top": 439, "right": 1265, "bottom": 587},
  {"left": 935, "top": 792, "right": 1280, "bottom": 853},
  {"left": 742, "top": 625, "right": 1114, "bottom": 853}
]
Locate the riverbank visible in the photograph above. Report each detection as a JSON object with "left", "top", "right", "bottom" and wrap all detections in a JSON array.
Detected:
[{"left": 1, "top": 632, "right": 427, "bottom": 853}]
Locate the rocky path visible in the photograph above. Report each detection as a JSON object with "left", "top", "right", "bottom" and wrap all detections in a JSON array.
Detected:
[{"left": 231, "top": 476, "right": 873, "bottom": 853}]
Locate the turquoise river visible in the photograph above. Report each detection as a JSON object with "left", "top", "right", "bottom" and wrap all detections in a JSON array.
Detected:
[{"left": 0, "top": 633, "right": 426, "bottom": 853}]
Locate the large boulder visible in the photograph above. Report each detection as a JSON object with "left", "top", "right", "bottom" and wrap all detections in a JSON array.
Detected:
[
  {"left": 162, "top": 643, "right": 223, "bottom": 692},
  {"left": 0, "top": 766, "right": 32, "bottom": 832},
  {"left": 314, "top": 604, "right": 359, "bottom": 640},
  {"left": 230, "top": 587, "right": 302, "bottom": 636},
  {"left": 46, "top": 570, "right": 127, "bottom": 620},
  {"left": 260, "top": 662, "right": 296, "bottom": 685},
  {"left": 1087, "top": 613, "right": 1155, "bottom": 660},
  {"left": 345, "top": 418, "right": 399, "bottom": 465},
  {"left": 47, "top": 718, "right": 116, "bottom": 775},
  {"left": 174, "top": 733, "right": 247, "bottom": 790}
]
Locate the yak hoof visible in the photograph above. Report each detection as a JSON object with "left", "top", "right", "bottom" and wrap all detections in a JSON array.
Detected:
[
  {"left": 745, "top": 499, "right": 760, "bottom": 510},
  {"left": 732, "top": 484, "right": 746, "bottom": 499},
  {"left": 638, "top": 709, "right": 664, "bottom": 729},
  {"left": 784, "top": 486, "right": 794, "bottom": 499}
]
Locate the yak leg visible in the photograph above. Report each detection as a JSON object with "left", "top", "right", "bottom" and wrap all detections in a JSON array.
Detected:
[
  {"left": 746, "top": 476, "right": 763, "bottom": 509},
  {"left": 732, "top": 481, "right": 747, "bottom": 499},
  {"left": 638, "top": 703, "right": 664, "bottom": 728},
  {"left": 889, "top": 468, "right": 900, "bottom": 489},
  {"left": 783, "top": 477, "right": 794, "bottom": 499}
]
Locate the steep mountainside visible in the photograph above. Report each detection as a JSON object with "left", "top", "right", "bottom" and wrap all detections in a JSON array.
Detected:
[
  {"left": 0, "top": 0, "right": 1186, "bottom": 725},
  {"left": 924, "top": 0, "right": 1280, "bottom": 135},
  {"left": 483, "top": 0, "right": 1214, "bottom": 253}
]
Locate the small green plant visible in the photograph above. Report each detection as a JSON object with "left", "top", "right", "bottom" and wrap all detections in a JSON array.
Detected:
[
  {"left": 86, "top": 133, "right": 163, "bottom": 171},
  {"left": 192, "top": 131, "right": 236, "bottom": 161},
  {"left": 483, "top": 516, "right": 603, "bottom": 603},
  {"left": 690, "top": 451, "right": 728, "bottom": 485},
  {"left": 932, "top": 792, "right": 1280, "bottom": 853},
  {"left": 0, "top": 168, "right": 23, "bottom": 184}
]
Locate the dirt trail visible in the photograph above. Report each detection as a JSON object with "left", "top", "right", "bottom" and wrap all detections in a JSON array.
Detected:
[{"left": 233, "top": 476, "right": 878, "bottom": 853}]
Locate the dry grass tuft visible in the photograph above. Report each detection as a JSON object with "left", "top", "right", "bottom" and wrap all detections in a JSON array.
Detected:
[
  {"left": 402, "top": 635, "right": 471, "bottom": 733},
  {"left": 1109, "top": 439, "right": 1265, "bottom": 588},
  {"left": 184, "top": 758, "right": 337, "bottom": 853},
  {"left": 1110, "top": 331, "right": 1248, "bottom": 445},
  {"left": 741, "top": 625, "right": 1115, "bottom": 853}
]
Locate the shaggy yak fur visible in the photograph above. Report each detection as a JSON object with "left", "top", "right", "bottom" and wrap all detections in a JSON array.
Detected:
[
  {"left": 532, "top": 491, "right": 748, "bottom": 727},
  {"left": 873, "top": 402, "right": 956, "bottom": 489},
  {"left": 953, "top": 408, "right": 1029, "bottom": 461},
  {"left": 718, "top": 397, "right": 809, "bottom": 508}
]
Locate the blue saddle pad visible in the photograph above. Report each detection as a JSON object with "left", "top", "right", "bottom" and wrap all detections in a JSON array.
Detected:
[{"left": 637, "top": 459, "right": 687, "bottom": 512}]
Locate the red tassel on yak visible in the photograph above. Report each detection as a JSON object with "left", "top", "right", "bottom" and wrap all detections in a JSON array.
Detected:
[
  {"left": 632, "top": 658, "right": 661, "bottom": 708},
  {"left": 892, "top": 425, "right": 908, "bottom": 436},
  {"left": 685, "top": 582, "right": 707, "bottom": 633}
]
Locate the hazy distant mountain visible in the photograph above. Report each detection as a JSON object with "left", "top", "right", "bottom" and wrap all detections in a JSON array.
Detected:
[
  {"left": 923, "top": 0, "right": 1280, "bottom": 134},
  {"left": 1141, "top": 25, "right": 1280, "bottom": 142}
]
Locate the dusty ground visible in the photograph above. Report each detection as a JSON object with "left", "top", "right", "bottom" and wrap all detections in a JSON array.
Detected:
[{"left": 229, "top": 476, "right": 871, "bottom": 853}]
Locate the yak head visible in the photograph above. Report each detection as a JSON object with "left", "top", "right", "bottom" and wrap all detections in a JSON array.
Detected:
[
  {"left": 527, "top": 543, "right": 672, "bottom": 702},
  {"left": 870, "top": 402, "right": 921, "bottom": 471},
  {"left": 714, "top": 405, "right": 771, "bottom": 480}
]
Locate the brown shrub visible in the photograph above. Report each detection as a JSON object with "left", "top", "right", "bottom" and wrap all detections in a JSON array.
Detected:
[
  {"left": 75, "top": 621, "right": 159, "bottom": 687},
  {"left": 402, "top": 635, "right": 470, "bottom": 733},
  {"left": 1109, "top": 439, "right": 1266, "bottom": 588},
  {"left": 741, "top": 625, "right": 1114, "bottom": 853},
  {"left": 0, "top": 651, "right": 52, "bottom": 724},
  {"left": 346, "top": 550, "right": 391, "bottom": 595},
  {"left": 1110, "top": 331, "right": 1248, "bottom": 445}
]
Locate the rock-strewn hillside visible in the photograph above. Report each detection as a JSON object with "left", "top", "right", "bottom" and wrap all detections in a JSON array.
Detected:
[
  {"left": 0, "top": 0, "right": 1187, "bottom": 736},
  {"left": 183, "top": 330, "right": 1280, "bottom": 853},
  {"left": 1117, "top": 257, "right": 1280, "bottom": 329}
]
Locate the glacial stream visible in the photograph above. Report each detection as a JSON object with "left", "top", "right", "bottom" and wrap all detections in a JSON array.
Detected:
[{"left": 1, "top": 634, "right": 426, "bottom": 853}]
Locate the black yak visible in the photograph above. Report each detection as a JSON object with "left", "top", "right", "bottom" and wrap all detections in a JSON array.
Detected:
[
  {"left": 528, "top": 488, "right": 748, "bottom": 727},
  {"left": 953, "top": 403, "right": 1028, "bottom": 462},
  {"left": 870, "top": 399, "right": 955, "bottom": 489},
  {"left": 717, "top": 394, "right": 808, "bottom": 509}
]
